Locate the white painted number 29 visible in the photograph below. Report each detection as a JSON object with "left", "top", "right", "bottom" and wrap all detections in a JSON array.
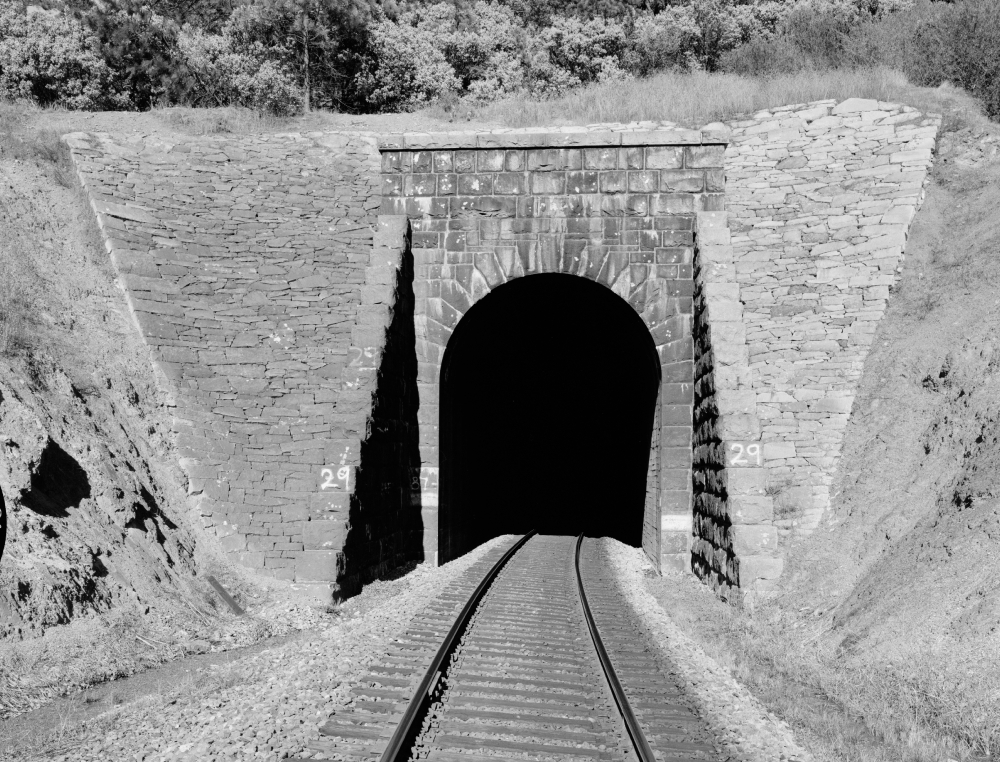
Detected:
[
  {"left": 729, "top": 443, "right": 761, "bottom": 466},
  {"left": 320, "top": 466, "right": 351, "bottom": 491}
]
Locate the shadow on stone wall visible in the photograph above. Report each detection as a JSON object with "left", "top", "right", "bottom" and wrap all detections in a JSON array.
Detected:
[
  {"left": 1, "top": 486, "right": 6, "bottom": 567},
  {"left": 691, "top": 251, "right": 732, "bottom": 596},
  {"left": 337, "top": 226, "right": 423, "bottom": 598}
]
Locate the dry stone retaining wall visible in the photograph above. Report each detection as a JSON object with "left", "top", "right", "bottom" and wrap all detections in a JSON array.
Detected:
[
  {"left": 64, "top": 132, "right": 421, "bottom": 596},
  {"left": 693, "top": 98, "right": 939, "bottom": 594}
]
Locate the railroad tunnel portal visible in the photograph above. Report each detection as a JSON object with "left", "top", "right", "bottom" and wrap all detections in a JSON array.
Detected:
[
  {"left": 438, "top": 274, "right": 661, "bottom": 564},
  {"left": 388, "top": 134, "right": 719, "bottom": 576},
  {"left": 61, "top": 111, "right": 939, "bottom": 598}
]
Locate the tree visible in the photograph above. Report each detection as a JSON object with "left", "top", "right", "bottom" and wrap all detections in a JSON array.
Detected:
[
  {"left": 77, "top": 0, "right": 191, "bottom": 110},
  {"left": 225, "top": 0, "right": 374, "bottom": 112}
]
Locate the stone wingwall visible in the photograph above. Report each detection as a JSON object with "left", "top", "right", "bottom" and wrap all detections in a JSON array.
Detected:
[
  {"left": 376, "top": 128, "right": 727, "bottom": 573},
  {"left": 691, "top": 99, "right": 939, "bottom": 594},
  {"left": 65, "top": 132, "right": 421, "bottom": 596}
]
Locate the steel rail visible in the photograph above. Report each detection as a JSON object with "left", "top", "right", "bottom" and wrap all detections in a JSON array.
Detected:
[
  {"left": 575, "top": 534, "right": 657, "bottom": 762},
  {"left": 377, "top": 530, "right": 537, "bottom": 762}
]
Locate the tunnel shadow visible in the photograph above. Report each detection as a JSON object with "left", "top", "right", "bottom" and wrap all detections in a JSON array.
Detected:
[
  {"left": 439, "top": 274, "right": 661, "bottom": 564},
  {"left": 338, "top": 226, "right": 423, "bottom": 598}
]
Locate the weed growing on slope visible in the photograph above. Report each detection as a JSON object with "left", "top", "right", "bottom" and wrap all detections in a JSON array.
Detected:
[
  {"left": 0, "top": 237, "right": 38, "bottom": 357},
  {"left": 0, "top": 101, "right": 75, "bottom": 187},
  {"left": 722, "top": 594, "right": 1000, "bottom": 761},
  {"left": 474, "top": 67, "right": 904, "bottom": 128},
  {"left": 467, "top": 66, "right": 988, "bottom": 132},
  {"left": 152, "top": 105, "right": 290, "bottom": 136}
]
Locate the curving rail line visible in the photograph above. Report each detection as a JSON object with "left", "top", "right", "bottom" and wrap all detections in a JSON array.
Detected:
[
  {"left": 300, "top": 533, "right": 719, "bottom": 762},
  {"left": 378, "top": 530, "right": 538, "bottom": 762}
]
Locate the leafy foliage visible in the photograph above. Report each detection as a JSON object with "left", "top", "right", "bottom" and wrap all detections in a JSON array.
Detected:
[
  {"left": 77, "top": 0, "right": 190, "bottom": 110},
  {"left": 5, "top": 0, "right": 1000, "bottom": 126},
  {"left": 178, "top": 26, "right": 303, "bottom": 114},
  {"left": 529, "top": 16, "right": 629, "bottom": 95},
  {"left": 0, "top": 2, "right": 128, "bottom": 109},
  {"left": 357, "top": 8, "right": 461, "bottom": 111},
  {"left": 224, "top": 0, "right": 373, "bottom": 111},
  {"left": 904, "top": 0, "right": 1000, "bottom": 118},
  {"left": 621, "top": 8, "right": 700, "bottom": 76}
]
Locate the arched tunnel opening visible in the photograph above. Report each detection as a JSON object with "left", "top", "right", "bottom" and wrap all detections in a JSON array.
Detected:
[{"left": 439, "top": 273, "right": 661, "bottom": 564}]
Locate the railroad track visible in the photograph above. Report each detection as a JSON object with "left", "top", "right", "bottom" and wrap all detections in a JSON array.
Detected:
[{"left": 299, "top": 534, "right": 719, "bottom": 762}]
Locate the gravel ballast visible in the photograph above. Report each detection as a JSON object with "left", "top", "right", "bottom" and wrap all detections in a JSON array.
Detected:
[
  {"left": 11, "top": 536, "right": 813, "bottom": 762},
  {"left": 602, "top": 539, "right": 812, "bottom": 762},
  {"left": 12, "top": 538, "right": 510, "bottom": 762}
]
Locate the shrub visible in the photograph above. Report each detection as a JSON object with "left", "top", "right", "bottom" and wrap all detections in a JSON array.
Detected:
[
  {"left": 720, "top": 0, "right": 894, "bottom": 76},
  {"left": 178, "top": 27, "right": 303, "bottom": 115},
  {"left": 466, "top": 50, "right": 525, "bottom": 103},
  {"left": 720, "top": 0, "right": 1000, "bottom": 123},
  {"left": 223, "top": 0, "right": 373, "bottom": 112},
  {"left": 623, "top": 8, "right": 700, "bottom": 76},
  {"left": 0, "top": 2, "right": 128, "bottom": 110},
  {"left": 444, "top": 2, "right": 526, "bottom": 97},
  {"left": 911, "top": 0, "right": 1000, "bottom": 119},
  {"left": 687, "top": 0, "right": 746, "bottom": 71},
  {"left": 527, "top": 15, "right": 628, "bottom": 97},
  {"left": 357, "top": 13, "right": 460, "bottom": 111},
  {"left": 357, "top": 2, "right": 527, "bottom": 109}
]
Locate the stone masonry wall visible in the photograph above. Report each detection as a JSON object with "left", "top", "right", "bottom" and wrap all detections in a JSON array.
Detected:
[
  {"left": 66, "top": 98, "right": 940, "bottom": 599},
  {"left": 642, "top": 393, "right": 662, "bottom": 568},
  {"left": 693, "top": 210, "right": 777, "bottom": 598},
  {"left": 65, "top": 132, "right": 417, "bottom": 596},
  {"left": 376, "top": 127, "right": 727, "bottom": 572},
  {"left": 693, "top": 99, "right": 939, "bottom": 593}
]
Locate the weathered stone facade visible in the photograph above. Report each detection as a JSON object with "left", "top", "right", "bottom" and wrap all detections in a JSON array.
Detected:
[
  {"left": 64, "top": 126, "right": 725, "bottom": 590},
  {"left": 65, "top": 99, "right": 939, "bottom": 600},
  {"left": 692, "top": 99, "right": 939, "bottom": 594},
  {"left": 377, "top": 128, "right": 727, "bottom": 573},
  {"left": 64, "top": 132, "right": 422, "bottom": 596}
]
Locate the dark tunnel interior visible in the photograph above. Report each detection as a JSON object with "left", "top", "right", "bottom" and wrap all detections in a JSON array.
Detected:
[{"left": 439, "top": 273, "right": 661, "bottom": 563}]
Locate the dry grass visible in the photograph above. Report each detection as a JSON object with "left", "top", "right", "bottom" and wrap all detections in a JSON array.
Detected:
[
  {"left": 0, "top": 243, "right": 40, "bottom": 358},
  {"left": 0, "top": 101, "right": 75, "bottom": 186},
  {"left": 151, "top": 105, "right": 291, "bottom": 135},
  {"left": 0, "top": 594, "right": 286, "bottom": 725},
  {"left": 670, "top": 583, "right": 1000, "bottom": 762},
  {"left": 471, "top": 66, "right": 988, "bottom": 131},
  {"left": 0, "top": 605, "right": 169, "bottom": 720},
  {"left": 742, "top": 595, "right": 999, "bottom": 760},
  {"left": 0, "top": 100, "right": 77, "bottom": 356}
]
